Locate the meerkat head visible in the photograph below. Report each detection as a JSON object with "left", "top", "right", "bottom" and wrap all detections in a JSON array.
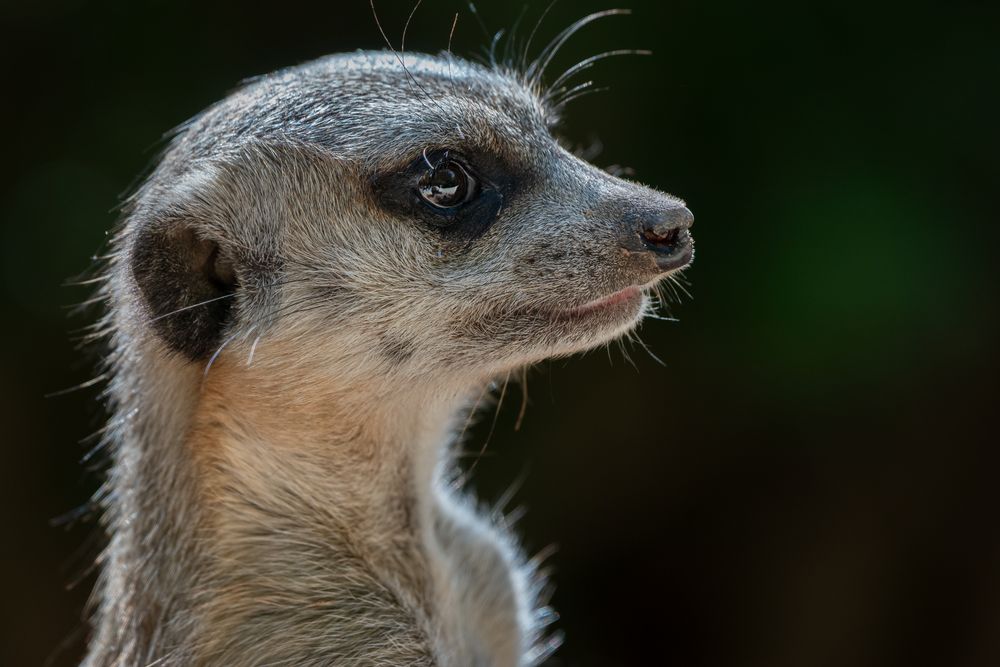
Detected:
[{"left": 124, "top": 50, "right": 693, "bottom": 384}]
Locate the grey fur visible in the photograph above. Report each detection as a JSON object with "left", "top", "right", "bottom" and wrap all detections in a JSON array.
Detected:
[{"left": 81, "top": 49, "right": 693, "bottom": 667}]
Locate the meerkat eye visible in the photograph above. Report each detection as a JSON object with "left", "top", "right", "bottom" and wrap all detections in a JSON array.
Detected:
[{"left": 418, "top": 160, "right": 476, "bottom": 209}]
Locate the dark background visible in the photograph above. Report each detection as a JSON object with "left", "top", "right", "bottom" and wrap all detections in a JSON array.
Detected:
[{"left": 2, "top": 1, "right": 997, "bottom": 665}]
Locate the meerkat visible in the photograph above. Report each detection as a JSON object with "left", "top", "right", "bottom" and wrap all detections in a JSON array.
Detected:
[{"left": 78, "top": 14, "right": 694, "bottom": 667}]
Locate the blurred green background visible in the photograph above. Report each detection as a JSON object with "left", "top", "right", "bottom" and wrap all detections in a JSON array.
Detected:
[{"left": 1, "top": 1, "right": 997, "bottom": 665}]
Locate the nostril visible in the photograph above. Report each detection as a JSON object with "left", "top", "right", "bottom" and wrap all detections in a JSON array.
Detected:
[
  {"left": 639, "top": 205, "right": 692, "bottom": 253},
  {"left": 624, "top": 204, "right": 694, "bottom": 269},
  {"left": 642, "top": 226, "right": 680, "bottom": 248}
]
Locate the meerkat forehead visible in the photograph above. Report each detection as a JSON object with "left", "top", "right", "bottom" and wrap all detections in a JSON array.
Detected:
[{"left": 177, "top": 52, "right": 553, "bottom": 170}]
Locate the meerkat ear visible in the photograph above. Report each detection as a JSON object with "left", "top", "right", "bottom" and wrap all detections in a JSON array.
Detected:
[{"left": 130, "top": 218, "right": 239, "bottom": 360}]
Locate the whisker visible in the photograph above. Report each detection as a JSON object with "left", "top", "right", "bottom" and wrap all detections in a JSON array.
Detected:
[
  {"left": 501, "top": 5, "right": 531, "bottom": 70},
  {"left": 520, "top": 0, "right": 560, "bottom": 74},
  {"left": 466, "top": 2, "right": 491, "bottom": 41},
  {"left": 668, "top": 273, "right": 693, "bottom": 300},
  {"left": 618, "top": 336, "right": 638, "bottom": 371},
  {"left": 148, "top": 293, "right": 236, "bottom": 323},
  {"left": 246, "top": 333, "right": 262, "bottom": 366},
  {"left": 514, "top": 366, "right": 529, "bottom": 431},
  {"left": 400, "top": 0, "right": 424, "bottom": 56},
  {"left": 465, "top": 373, "right": 509, "bottom": 479},
  {"left": 446, "top": 11, "right": 459, "bottom": 95},
  {"left": 488, "top": 29, "right": 505, "bottom": 68},
  {"left": 203, "top": 331, "right": 241, "bottom": 377},
  {"left": 526, "top": 9, "right": 632, "bottom": 86},
  {"left": 548, "top": 79, "right": 594, "bottom": 105},
  {"left": 633, "top": 332, "right": 665, "bottom": 366},
  {"left": 546, "top": 48, "right": 652, "bottom": 98},
  {"left": 554, "top": 85, "right": 611, "bottom": 110},
  {"left": 457, "top": 381, "right": 492, "bottom": 447},
  {"left": 369, "top": 0, "right": 448, "bottom": 120}
]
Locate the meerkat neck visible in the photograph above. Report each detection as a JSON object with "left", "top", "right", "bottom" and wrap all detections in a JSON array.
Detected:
[
  {"left": 189, "top": 352, "right": 472, "bottom": 557},
  {"left": 88, "top": 338, "right": 485, "bottom": 665},
  {"left": 85, "top": 346, "right": 210, "bottom": 665}
]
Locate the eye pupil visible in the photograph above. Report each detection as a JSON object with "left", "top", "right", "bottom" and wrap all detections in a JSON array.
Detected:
[
  {"left": 419, "top": 160, "right": 474, "bottom": 208},
  {"left": 432, "top": 168, "right": 458, "bottom": 186}
]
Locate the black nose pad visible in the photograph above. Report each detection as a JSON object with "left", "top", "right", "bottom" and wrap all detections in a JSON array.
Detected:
[{"left": 639, "top": 206, "right": 694, "bottom": 253}]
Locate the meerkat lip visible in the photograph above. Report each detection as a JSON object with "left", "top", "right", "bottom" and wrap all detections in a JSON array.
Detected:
[
  {"left": 655, "top": 233, "right": 694, "bottom": 273},
  {"left": 554, "top": 287, "right": 644, "bottom": 320}
]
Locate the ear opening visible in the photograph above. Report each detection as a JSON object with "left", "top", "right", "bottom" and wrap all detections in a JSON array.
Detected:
[
  {"left": 131, "top": 219, "right": 239, "bottom": 360},
  {"left": 205, "top": 238, "right": 238, "bottom": 292}
]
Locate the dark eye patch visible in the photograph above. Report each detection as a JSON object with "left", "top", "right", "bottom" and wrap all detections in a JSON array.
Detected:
[{"left": 371, "top": 147, "right": 524, "bottom": 244}]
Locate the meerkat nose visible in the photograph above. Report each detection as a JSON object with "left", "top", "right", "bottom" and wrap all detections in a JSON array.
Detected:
[
  {"left": 644, "top": 206, "right": 694, "bottom": 239},
  {"left": 636, "top": 206, "right": 694, "bottom": 270},
  {"left": 640, "top": 205, "right": 693, "bottom": 246}
]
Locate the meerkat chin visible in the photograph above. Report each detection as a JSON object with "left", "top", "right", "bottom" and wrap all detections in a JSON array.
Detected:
[{"left": 80, "top": 38, "right": 693, "bottom": 667}]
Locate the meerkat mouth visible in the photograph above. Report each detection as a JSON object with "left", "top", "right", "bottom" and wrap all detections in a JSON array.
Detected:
[
  {"left": 551, "top": 286, "right": 645, "bottom": 321},
  {"left": 645, "top": 228, "right": 694, "bottom": 272}
]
